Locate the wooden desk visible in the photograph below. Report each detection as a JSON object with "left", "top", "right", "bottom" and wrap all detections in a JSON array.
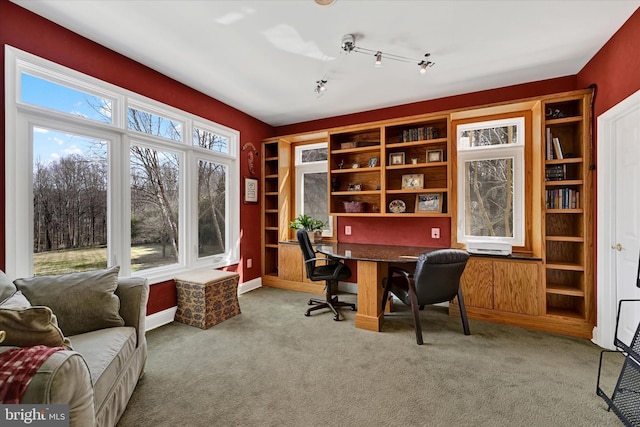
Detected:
[{"left": 316, "top": 243, "right": 436, "bottom": 332}]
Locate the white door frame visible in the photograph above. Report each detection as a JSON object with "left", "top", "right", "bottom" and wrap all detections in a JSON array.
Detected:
[{"left": 593, "top": 88, "right": 640, "bottom": 349}]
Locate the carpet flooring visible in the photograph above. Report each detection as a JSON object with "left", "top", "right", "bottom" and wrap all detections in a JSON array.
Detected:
[{"left": 117, "top": 286, "right": 625, "bottom": 427}]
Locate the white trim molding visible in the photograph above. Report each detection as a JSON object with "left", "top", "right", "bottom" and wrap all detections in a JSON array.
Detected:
[{"left": 594, "top": 88, "right": 640, "bottom": 349}]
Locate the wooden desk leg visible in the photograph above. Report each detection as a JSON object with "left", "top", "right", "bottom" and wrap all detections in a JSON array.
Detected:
[{"left": 354, "top": 260, "right": 387, "bottom": 332}]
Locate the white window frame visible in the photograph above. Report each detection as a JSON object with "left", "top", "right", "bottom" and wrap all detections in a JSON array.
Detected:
[
  {"left": 294, "top": 143, "right": 332, "bottom": 237},
  {"left": 456, "top": 117, "right": 525, "bottom": 247},
  {"left": 5, "top": 45, "right": 240, "bottom": 282}
]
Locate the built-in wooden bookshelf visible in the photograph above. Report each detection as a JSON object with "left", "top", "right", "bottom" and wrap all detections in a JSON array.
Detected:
[
  {"left": 542, "top": 91, "right": 593, "bottom": 327},
  {"left": 328, "top": 115, "right": 450, "bottom": 217},
  {"left": 261, "top": 139, "right": 280, "bottom": 278}
]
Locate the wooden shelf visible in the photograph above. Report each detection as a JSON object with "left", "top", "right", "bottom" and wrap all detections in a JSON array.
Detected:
[
  {"left": 546, "top": 209, "right": 583, "bottom": 214},
  {"left": 332, "top": 145, "right": 381, "bottom": 155},
  {"left": 546, "top": 284, "right": 585, "bottom": 297},
  {"left": 545, "top": 116, "right": 583, "bottom": 126},
  {"left": 545, "top": 235, "right": 584, "bottom": 242},
  {"left": 545, "top": 179, "right": 583, "bottom": 187},
  {"left": 386, "top": 161, "right": 446, "bottom": 170},
  {"left": 546, "top": 262, "right": 584, "bottom": 271},
  {"left": 331, "top": 167, "right": 381, "bottom": 174},
  {"left": 386, "top": 137, "right": 447, "bottom": 148},
  {"left": 386, "top": 187, "right": 447, "bottom": 194},
  {"left": 545, "top": 307, "right": 585, "bottom": 320},
  {"left": 545, "top": 157, "right": 583, "bottom": 165}
]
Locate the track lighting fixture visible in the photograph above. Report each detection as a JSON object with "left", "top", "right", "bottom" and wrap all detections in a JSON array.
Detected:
[
  {"left": 340, "top": 33, "right": 434, "bottom": 73},
  {"left": 315, "top": 79, "right": 327, "bottom": 94},
  {"left": 374, "top": 51, "right": 382, "bottom": 67}
]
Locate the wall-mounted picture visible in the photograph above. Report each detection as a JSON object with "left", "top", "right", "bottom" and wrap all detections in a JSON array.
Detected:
[
  {"left": 426, "top": 149, "right": 443, "bottom": 163},
  {"left": 389, "top": 152, "right": 405, "bottom": 166},
  {"left": 416, "top": 193, "right": 442, "bottom": 213},
  {"left": 401, "top": 174, "right": 424, "bottom": 190},
  {"left": 348, "top": 183, "right": 363, "bottom": 191},
  {"left": 368, "top": 157, "right": 378, "bottom": 167},
  {"left": 244, "top": 177, "right": 258, "bottom": 203}
]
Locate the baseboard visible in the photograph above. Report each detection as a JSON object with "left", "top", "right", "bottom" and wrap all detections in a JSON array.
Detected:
[
  {"left": 145, "top": 278, "right": 262, "bottom": 331},
  {"left": 239, "top": 277, "right": 261, "bottom": 294},
  {"left": 145, "top": 306, "right": 177, "bottom": 331}
]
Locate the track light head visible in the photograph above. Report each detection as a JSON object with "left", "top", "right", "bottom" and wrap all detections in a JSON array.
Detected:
[
  {"left": 374, "top": 51, "right": 382, "bottom": 68},
  {"left": 314, "top": 79, "right": 327, "bottom": 94},
  {"left": 341, "top": 34, "right": 356, "bottom": 53}
]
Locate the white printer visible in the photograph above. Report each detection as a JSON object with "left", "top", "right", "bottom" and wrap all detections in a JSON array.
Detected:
[{"left": 466, "top": 239, "right": 512, "bottom": 256}]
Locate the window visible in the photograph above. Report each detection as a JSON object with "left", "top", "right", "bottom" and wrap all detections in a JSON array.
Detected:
[
  {"left": 6, "top": 47, "right": 239, "bottom": 281},
  {"left": 294, "top": 143, "right": 332, "bottom": 237},
  {"left": 455, "top": 116, "right": 525, "bottom": 247}
]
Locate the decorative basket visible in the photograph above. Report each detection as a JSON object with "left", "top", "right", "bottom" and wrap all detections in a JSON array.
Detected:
[{"left": 343, "top": 201, "right": 364, "bottom": 213}]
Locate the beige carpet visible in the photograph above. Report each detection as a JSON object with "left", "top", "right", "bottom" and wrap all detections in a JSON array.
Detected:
[{"left": 117, "top": 286, "right": 624, "bottom": 427}]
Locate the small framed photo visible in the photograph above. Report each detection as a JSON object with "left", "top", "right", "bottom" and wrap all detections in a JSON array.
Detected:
[
  {"left": 348, "top": 183, "right": 362, "bottom": 191},
  {"left": 368, "top": 157, "right": 378, "bottom": 167},
  {"left": 401, "top": 174, "right": 424, "bottom": 190},
  {"left": 244, "top": 177, "right": 258, "bottom": 203},
  {"left": 389, "top": 152, "right": 405, "bottom": 166},
  {"left": 416, "top": 193, "right": 442, "bottom": 213},
  {"left": 426, "top": 149, "right": 443, "bottom": 163}
]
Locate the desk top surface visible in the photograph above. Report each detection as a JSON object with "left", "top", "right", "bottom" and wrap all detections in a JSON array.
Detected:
[{"left": 316, "top": 242, "right": 439, "bottom": 263}]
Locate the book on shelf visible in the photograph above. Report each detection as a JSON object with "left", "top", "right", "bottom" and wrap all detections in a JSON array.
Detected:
[
  {"left": 546, "top": 127, "right": 553, "bottom": 160},
  {"left": 545, "top": 164, "right": 566, "bottom": 181},
  {"left": 552, "top": 137, "right": 564, "bottom": 159},
  {"left": 546, "top": 188, "right": 579, "bottom": 209},
  {"left": 401, "top": 126, "right": 439, "bottom": 142}
]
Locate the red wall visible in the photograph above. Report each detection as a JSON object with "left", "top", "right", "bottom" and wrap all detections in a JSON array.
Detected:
[
  {"left": 577, "top": 8, "right": 640, "bottom": 119},
  {"left": 3, "top": 1, "right": 639, "bottom": 315},
  {"left": 0, "top": 0, "right": 273, "bottom": 315}
]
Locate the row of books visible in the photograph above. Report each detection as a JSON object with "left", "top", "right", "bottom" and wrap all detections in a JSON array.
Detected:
[
  {"left": 545, "top": 164, "right": 566, "bottom": 181},
  {"left": 402, "top": 126, "right": 440, "bottom": 142},
  {"left": 545, "top": 128, "right": 565, "bottom": 160},
  {"left": 546, "top": 188, "right": 579, "bottom": 209}
]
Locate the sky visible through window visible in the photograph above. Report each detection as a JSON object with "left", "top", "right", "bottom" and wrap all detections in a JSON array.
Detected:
[{"left": 21, "top": 73, "right": 112, "bottom": 165}]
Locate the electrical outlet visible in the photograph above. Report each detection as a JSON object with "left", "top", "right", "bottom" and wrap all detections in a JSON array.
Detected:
[
  {"left": 345, "top": 225, "right": 352, "bottom": 235},
  {"left": 431, "top": 228, "right": 440, "bottom": 239},
  {"left": 247, "top": 258, "right": 252, "bottom": 268}
]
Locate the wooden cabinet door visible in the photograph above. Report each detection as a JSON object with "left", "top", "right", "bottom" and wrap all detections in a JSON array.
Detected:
[
  {"left": 278, "top": 244, "right": 304, "bottom": 282},
  {"left": 460, "top": 257, "right": 494, "bottom": 309},
  {"left": 493, "top": 260, "right": 541, "bottom": 315}
]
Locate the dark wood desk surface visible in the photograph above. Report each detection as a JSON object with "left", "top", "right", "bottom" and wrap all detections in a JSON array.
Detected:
[{"left": 316, "top": 242, "right": 438, "bottom": 263}]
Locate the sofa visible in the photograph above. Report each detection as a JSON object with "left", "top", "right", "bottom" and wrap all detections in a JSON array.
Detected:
[{"left": 0, "top": 266, "right": 148, "bottom": 427}]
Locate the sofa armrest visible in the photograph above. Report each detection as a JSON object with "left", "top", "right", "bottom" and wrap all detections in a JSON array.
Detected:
[{"left": 115, "top": 277, "right": 149, "bottom": 347}]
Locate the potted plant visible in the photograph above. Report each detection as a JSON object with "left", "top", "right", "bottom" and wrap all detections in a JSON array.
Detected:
[{"left": 289, "top": 214, "right": 324, "bottom": 243}]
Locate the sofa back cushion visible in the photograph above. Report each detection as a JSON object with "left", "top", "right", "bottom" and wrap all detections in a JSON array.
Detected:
[
  {"left": 14, "top": 266, "right": 125, "bottom": 336},
  {"left": 0, "top": 270, "right": 17, "bottom": 302}
]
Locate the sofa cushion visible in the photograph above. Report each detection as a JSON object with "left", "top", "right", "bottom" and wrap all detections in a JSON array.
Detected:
[
  {"left": 0, "top": 305, "right": 69, "bottom": 348},
  {"left": 14, "top": 266, "right": 124, "bottom": 336},
  {"left": 69, "top": 326, "right": 137, "bottom": 413},
  {"left": 0, "top": 270, "right": 17, "bottom": 303}
]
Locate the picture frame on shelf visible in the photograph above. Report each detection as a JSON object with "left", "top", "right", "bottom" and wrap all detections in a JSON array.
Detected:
[
  {"left": 244, "top": 177, "right": 258, "bottom": 203},
  {"left": 401, "top": 174, "right": 424, "bottom": 190},
  {"left": 389, "top": 152, "right": 405, "bottom": 166},
  {"left": 348, "top": 183, "right": 363, "bottom": 191},
  {"left": 368, "top": 157, "right": 378, "bottom": 167},
  {"left": 426, "top": 149, "right": 443, "bottom": 163},
  {"left": 415, "top": 193, "right": 442, "bottom": 213}
]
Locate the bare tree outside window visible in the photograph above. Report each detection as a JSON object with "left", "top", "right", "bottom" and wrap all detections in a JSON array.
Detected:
[{"left": 457, "top": 118, "right": 524, "bottom": 246}]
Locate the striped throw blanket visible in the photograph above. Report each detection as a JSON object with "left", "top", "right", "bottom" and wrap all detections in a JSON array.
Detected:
[{"left": 0, "top": 345, "right": 64, "bottom": 403}]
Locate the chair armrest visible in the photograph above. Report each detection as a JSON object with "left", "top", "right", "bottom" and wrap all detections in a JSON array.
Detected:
[
  {"left": 389, "top": 266, "right": 411, "bottom": 278},
  {"left": 115, "top": 277, "right": 149, "bottom": 347}
]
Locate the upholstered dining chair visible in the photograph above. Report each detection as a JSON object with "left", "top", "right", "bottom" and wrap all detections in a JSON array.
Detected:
[
  {"left": 296, "top": 229, "right": 356, "bottom": 321},
  {"left": 381, "top": 249, "right": 470, "bottom": 345}
]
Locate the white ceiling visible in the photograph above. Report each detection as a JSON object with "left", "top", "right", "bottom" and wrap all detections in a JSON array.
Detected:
[{"left": 11, "top": 0, "right": 640, "bottom": 127}]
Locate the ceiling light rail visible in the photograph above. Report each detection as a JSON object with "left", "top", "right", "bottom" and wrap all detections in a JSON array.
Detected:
[{"left": 340, "top": 33, "right": 434, "bottom": 71}]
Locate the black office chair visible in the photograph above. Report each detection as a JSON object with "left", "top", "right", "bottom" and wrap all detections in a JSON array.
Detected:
[
  {"left": 296, "top": 229, "right": 356, "bottom": 321},
  {"left": 381, "top": 249, "right": 470, "bottom": 345}
]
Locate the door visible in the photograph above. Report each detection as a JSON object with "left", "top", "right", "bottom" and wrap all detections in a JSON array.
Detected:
[
  {"left": 596, "top": 88, "right": 640, "bottom": 349},
  {"left": 613, "top": 105, "right": 640, "bottom": 347}
]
